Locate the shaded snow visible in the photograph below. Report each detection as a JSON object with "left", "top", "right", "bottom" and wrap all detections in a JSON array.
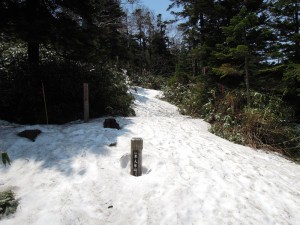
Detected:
[{"left": 0, "top": 87, "right": 299, "bottom": 225}]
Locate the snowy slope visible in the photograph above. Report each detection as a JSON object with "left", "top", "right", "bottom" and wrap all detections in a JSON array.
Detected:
[{"left": 0, "top": 87, "right": 299, "bottom": 225}]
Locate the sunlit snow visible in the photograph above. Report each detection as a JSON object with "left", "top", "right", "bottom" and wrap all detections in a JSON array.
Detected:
[{"left": 0, "top": 87, "right": 299, "bottom": 225}]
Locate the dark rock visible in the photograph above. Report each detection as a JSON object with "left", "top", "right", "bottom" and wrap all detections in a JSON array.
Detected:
[
  {"left": 103, "top": 118, "right": 120, "bottom": 130},
  {"left": 17, "top": 129, "right": 42, "bottom": 142},
  {"left": 109, "top": 142, "right": 117, "bottom": 147},
  {"left": 108, "top": 205, "right": 113, "bottom": 209}
]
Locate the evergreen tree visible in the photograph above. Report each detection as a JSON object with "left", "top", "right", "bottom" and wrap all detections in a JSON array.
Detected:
[
  {"left": 269, "top": 0, "right": 300, "bottom": 63},
  {"left": 145, "top": 14, "right": 174, "bottom": 76},
  {"left": 126, "top": 8, "right": 175, "bottom": 77},
  {"left": 127, "top": 7, "right": 153, "bottom": 75},
  {"left": 214, "top": 4, "right": 272, "bottom": 105},
  {"left": 0, "top": 0, "right": 125, "bottom": 64},
  {"left": 168, "top": 0, "right": 247, "bottom": 75}
]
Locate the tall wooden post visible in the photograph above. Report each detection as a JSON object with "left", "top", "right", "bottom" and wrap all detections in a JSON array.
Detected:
[
  {"left": 131, "top": 138, "right": 143, "bottom": 176},
  {"left": 83, "top": 83, "right": 89, "bottom": 122}
]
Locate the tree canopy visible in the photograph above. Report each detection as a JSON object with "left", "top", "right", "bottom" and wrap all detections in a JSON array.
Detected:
[{"left": 0, "top": 0, "right": 125, "bottom": 64}]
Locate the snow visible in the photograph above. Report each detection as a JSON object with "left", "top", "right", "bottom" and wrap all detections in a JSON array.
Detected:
[{"left": 1, "top": 87, "right": 300, "bottom": 225}]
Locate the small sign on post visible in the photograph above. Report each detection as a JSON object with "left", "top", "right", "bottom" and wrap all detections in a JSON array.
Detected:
[
  {"left": 83, "top": 83, "right": 89, "bottom": 122},
  {"left": 131, "top": 138, "right": 143, "bottom": 176}
]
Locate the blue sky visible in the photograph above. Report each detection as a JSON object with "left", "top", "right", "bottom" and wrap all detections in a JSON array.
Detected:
[{"left": 139, "top": 0, "right": 175, "bottom": 20}]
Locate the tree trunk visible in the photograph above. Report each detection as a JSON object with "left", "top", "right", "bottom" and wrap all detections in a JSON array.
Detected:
[
  {"left": 243, "top": 25, "right": 250, "bottom": 106},
  {"left": 245, "top": 55, "right": 251, "bottom": 106}
]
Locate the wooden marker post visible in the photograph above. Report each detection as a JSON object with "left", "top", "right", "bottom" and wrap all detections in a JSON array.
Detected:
[
  {"left": 83, "top": 83, "right": 89, "bottom": 122},
  {"left": 131, "top": 138, "right": 143, "bottom": 176}
]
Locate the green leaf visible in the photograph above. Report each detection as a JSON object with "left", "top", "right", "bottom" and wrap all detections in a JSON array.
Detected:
[
  {"left": 213, "top": 64, "right": 242, "bottom": 78},
  {"left": 1, "top": 152, "right": 11, "bottom": 167}
]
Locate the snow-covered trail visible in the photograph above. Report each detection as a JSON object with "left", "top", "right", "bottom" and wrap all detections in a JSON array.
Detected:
[{"left": 1, "top": 87, "right": 300, "bottom": 225}]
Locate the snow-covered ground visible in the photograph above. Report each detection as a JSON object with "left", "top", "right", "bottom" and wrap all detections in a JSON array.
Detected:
[{"left": 1, "top": 87, "right": 300, "bottom": 225}]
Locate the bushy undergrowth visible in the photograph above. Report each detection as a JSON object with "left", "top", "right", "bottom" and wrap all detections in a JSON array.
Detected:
[
  {"left": 163, "top": 79, "right": 300, "bottom": 160},
  {"left": 127, "top": 70, "right": 168, "bottom": 90},
  {"left": 163, "top": 81, "right": 210, "bottom": 116},
  {"left": 0, "top": 58, "right": 134, "bottom": 124},
  {"left": 207, "top": 91, "right": 300, "bottom": 158},
  {"left": 0, "top": 190, "right": 18, "bottom": 219}
]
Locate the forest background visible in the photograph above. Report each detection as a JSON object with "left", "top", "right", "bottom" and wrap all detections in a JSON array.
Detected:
[{"left": 0, "top": 0, "right": 299, "bottom": 159}]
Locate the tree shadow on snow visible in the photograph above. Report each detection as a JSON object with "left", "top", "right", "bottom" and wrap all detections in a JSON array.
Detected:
[{"left": 0, "top": 117, "right": 134, "bottom": 176}]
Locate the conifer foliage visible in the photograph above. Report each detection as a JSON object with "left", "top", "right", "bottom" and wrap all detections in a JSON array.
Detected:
[
  {"left": 0, "top": 0, "right": 125, "bottom": 64},
  {"left": 0, "top": 1, "right": 133, "bottom": 124},
  {"left": 166, "top": 0, "right": 300, "bottom": 159}
]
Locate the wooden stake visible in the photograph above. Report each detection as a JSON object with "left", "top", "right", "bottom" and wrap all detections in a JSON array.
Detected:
[
  {"left": 131, "top": 138, "right": 143, "bottom": 176},
  {"left": 41, "top": 81, "right": 49, "bottom": 124},
  {"left": 83, "top": 83, "right": 89, "bottom": 122}
]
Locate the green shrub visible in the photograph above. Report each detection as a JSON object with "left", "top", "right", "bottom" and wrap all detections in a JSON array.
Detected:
[
  {"left": 0, "top": 59, "right": 134, "bottom": 124},
  {"left": 1, "top": 152, "right": 11, "bottom": 167},
  {"left": 0, "top": 190, "right": 18, "bottom": 219},
  {"left": 162, "top": 75, "right": 215, "bottom": 116},
  {"left": 164, "top": 78, "right": 300, "bottom": 160},
  {"left": 162, "top": 82, "right": 191, "bottom": 111},
  {"left": 283, "top": 63, "right": 300, "bottom": 97},
  {"left": 127, "top": 70, "right": 168, "bottom": 90},
  {"left": 207, "top": 90, "right": 300, "bottom": 159}
]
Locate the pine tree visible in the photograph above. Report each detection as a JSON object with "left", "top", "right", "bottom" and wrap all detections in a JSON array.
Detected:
[
  {"left": 216, "top": 4, "right": 272, "bottom": 105},
  {"left": 269, "top": 0, "right": 300, "bottom": 63},
  {"left": 0, "top": 0, "right": 125, "bottom": 64},
  {"left": 148, "top": 14, "right": 175, "bottom": 76},
  {"left": 168, "top": 0, "right": 250, "bottom": 75}
]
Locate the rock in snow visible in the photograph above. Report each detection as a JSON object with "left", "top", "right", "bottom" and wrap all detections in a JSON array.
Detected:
[
  {"left": 17, "top": 129, "right": 42, "bottom": 142},
  {"left": 103, "top": 118, "right": 120, "bottom": 130},
  {"left": 0, "top": 87, "right": 299, "bottom": 225}
]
